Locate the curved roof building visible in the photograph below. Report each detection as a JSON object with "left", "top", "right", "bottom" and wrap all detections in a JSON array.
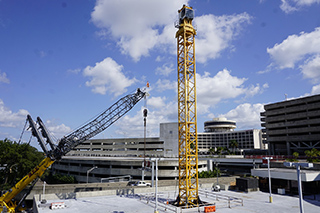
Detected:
[{"left": 204, "top": 117, "right": 236, "bottom": 132}]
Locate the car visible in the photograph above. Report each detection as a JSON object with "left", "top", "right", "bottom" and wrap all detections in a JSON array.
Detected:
[
  {"left": 212, "top": 184, "right": 220, "bottom": 192},
  {"left": 127, "top": 181, "right": 137, "bottom": 186},
  {"left": 135, "top": 181, "right": 151, "bottom": 187}
]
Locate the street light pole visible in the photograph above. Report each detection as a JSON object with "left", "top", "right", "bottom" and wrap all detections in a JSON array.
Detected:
[
  {"left": 284, "top": 162, "right": 313, "bottom": 213},
  {"left": 87, "top": 166, "right": 98, "bottom": 184},
  {"left": 297, "top": 164, "right": 303, "bottom": 213},
  {"left": 215, "top": 161, "right": 219, "bottom": 186},
  {"left": 263, "top": 157, "right": 273, "bottom": 203},
  {"left": 154, "top": 158, "right": 158, "bottom": 213}
]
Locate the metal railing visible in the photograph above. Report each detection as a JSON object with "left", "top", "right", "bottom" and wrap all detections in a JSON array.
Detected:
[
  {"left": 100, "top": 175, "right": 132, "bottom": 183},
  {"left": 199, "top": 189, "right": 243, "bottom": 209},
  {"left": 139, "top": 193, "right": 177, "bottom": 212}
]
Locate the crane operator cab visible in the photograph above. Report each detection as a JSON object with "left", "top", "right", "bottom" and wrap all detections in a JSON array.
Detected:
[{"left": 179, "top": 5, "right": 194, "bottom": 24}]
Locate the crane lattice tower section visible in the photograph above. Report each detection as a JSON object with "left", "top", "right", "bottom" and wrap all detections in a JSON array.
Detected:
[{"left": 175, "top": 5, "right": 199, "bottom": 207}]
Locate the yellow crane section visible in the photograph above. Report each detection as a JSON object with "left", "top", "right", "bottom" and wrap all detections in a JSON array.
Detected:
[
  {"left": 0, "top": 89, "right": 146, "bottom": 213},
  {"left": 175, "top": 5, "right": 199, "bottom": 207},
  {"left": 0, "top": 157, "right": 54, "bottom": 213}
]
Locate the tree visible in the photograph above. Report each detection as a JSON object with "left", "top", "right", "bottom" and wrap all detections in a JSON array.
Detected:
[
  {"left": 41, "top": 170, "right": 76, "bottom": 184},
  {"left": 305, "top": 148, "right": 320, "bottom": 163},
  {"left": 229, "top": 140, "right": 238, "bottom": 154},
  {"left": 209, "top": 148, "right": 215, "bottom": 155},
  {"left": 215, "top": 146, "right": 230, "bottom": 155},
  {"left": 287, "top": 152, "right": 299, "bottom": 162},
  {"left": 198, "top": 167, "right": 220, "bottom": 178},
  {"left": 0, "top": 139, "right": 45, "bottom": 190}
]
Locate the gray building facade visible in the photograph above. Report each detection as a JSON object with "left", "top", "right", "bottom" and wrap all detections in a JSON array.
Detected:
[
  {"left": 52, "top": 121, "right": 263, "bottom": 182},
  {"left": 261, "top": 94, "right": 320, "bottom": 155}
]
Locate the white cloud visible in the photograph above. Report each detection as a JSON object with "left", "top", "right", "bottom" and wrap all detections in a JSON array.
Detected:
[
  {"left": 155, "top": 79, "right": 176, "bottom": 92},
  {"left": 280, "top": 0, "right": 320, "bottom": 13},
  {"left": 219, "top": 103, "right": 264, "bottom": 129},
  {"left": 91, "top": 0, "right": 187, "bottom": 62},
  {"left": 280, "top": 0, "right": 298, "bottom": 13},
  {"left": 45, "top": 119, "right": 72, "bottom": 141},
  {"left": 148, "top": 96, "right": 167, "bottom": 109},
  {"left": 0, "top": 99, "right": 29, "bottom": 128},
  {"left": 311, "top": 84, "right": 320, "bottom": 95},
  {"left": 83, "top": 57, "right": 136, "bottom": 96},
  {"left": 67, "top": 68, "right": 81, "bottom": 74},
  {"left": 267, "top": 27, "right": 320, "bottom": 84},
  {"left": 300, "top": 55, "right": 320, "bottom": 83},
  {"left": 115, "top": 100, "right": 177, "bottom": 137},
  {"left": 0, "top": 70, "right": 10, "bottom": 84},
  {"left": 91, "top": 1, "right": 251, "bottom": 64},
  {"left": 197, "top": 69, "right": 265, "bottom": 112},
  {"left": 195, "top": 13, "right": 252, "bottom": 63},
  {"left": 155, "top": 63, "right": 174, "bottom": 76},
  {"left": 267, "top": 28, "right": 320, "bottom": 70}
]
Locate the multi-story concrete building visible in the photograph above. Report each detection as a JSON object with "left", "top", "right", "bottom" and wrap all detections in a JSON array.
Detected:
[
  {"left": 260, "top": 94, "right": 320, "bottom": 155},
  {"left": 198, "top": 117, "right": 264, "bottom": 152},
  {"left": 198, "top": 129, "right": 264, "bottom": 152},
  {"left": 52, "top": 120, "right": 264, "bottom": 182},
  {"left": 52, "top": 123, "right": 207, "bottom": 182}
]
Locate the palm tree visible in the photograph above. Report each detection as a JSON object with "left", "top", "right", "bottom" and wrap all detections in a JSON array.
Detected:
[{"left": 229, "top": 140, "right": 238, "bottom": 154}]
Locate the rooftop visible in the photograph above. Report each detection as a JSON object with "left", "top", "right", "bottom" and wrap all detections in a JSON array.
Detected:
[{"left": 35, "top": 185, "right": 320, "bottom": 213}]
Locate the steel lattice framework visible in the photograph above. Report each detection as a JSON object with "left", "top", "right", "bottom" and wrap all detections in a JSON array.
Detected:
[
  {"left": 56, "top": 89, "right": 146, "bottom": 159},
  {"left": 175, "top": 5, "right": 199, "bottom": 207}
]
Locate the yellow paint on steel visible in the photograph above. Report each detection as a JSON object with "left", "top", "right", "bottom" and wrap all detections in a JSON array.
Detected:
[
  {"left": 0, "top": 157, "right": 54, "bottom": 213},
  {"left": 176, "top": 5, "right": 199, "bottom": 207}
]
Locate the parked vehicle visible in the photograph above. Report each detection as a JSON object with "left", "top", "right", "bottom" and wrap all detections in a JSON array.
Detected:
[
  {"left": 135, "top": 181, "right": 151, "bottom": 187},
  {"left": 127, "top": 181, "right": 137, "bottom": 186}
]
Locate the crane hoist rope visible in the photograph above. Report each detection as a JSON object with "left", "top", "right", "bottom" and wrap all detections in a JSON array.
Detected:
[{"left": 0, "top": 88, "right": 146, "bottom": 213}]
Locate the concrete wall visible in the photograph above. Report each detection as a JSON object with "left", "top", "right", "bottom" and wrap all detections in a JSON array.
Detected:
[{"left": 160, "top": 122, "right": 179, "bottom": 158}]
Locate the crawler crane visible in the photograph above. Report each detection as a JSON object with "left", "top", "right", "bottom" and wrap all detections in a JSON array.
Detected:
[{"left": 0, "top": 88, "right": 145, "bottom": 213}]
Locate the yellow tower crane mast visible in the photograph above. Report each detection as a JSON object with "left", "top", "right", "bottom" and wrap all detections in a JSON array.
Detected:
[{"left": 175, "top": 5, "right": 199, "bottom": 207}]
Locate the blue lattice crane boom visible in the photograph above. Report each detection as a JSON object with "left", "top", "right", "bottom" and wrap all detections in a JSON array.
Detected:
[{"left": 0, "top": 88, "right": 145, "bottom": 213}]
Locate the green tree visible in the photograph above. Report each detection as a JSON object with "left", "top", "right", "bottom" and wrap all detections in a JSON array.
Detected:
[
  {"left": 215, "top": 146, "right": 230, "bottom": 155},
  {"left": 229, "top": 140, "right": 238, "bottom": 154},
  {"left": 208, "top": 148, "right": 215, "bottom": 155},
  {"left": 41, "top": 170, "right": 76, "bottom": 184},
  {"left": 198, "top": 167, "right": 220, "bottom": 178},
  {"left": 0, "top": 139, "right": 45, "bottom": 190},
  {"left": 287, "top": 152, "right": 299, "bottom": 162},
  {"left": 305, "top": 148, "right": 320, "bottom": 163}
]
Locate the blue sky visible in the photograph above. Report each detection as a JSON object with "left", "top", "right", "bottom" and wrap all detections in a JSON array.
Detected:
[{"left": 1, "top": 0, "right": 320, "bottom": 149}]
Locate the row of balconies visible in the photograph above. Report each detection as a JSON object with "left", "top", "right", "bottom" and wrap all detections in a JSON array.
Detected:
[
  {"left": 82, "top": 138, "right": 162, "bottom": 146},
  {"left": 68, "top": 150, "right": 165, "bottom": 157},
  {"left": 261, "top": 117, "right": 320, "bottom": 129},
  {"left": 75, "top": 143, "right": 164, "bottom": 151},
  {"left": 265, "top": 126, "right": 320, "bottom": 136},
  {"left": 263, "top": 103, "right": 320, "bottom": 117},
  {"left": 266, "top": 134, "right": 320, "bottom": 142},
  {"left": 52, "top": 158, "right": 208, "bottom": 181},
  {"left": 261, "top": 110, "right": 320, "bottom": 123}
]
